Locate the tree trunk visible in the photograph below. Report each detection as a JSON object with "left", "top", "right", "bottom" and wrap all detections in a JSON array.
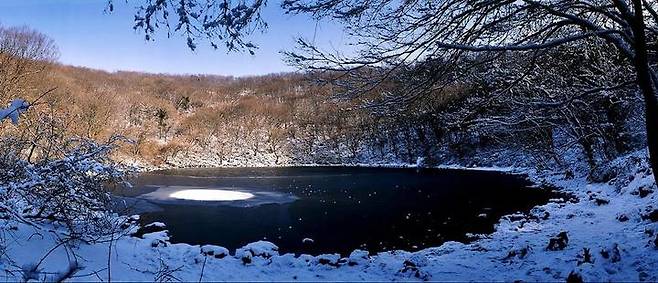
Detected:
[
  {"left": 631, "top": 0, "right": 658, "bottom": 181},
  {"left": 580, "top": 137, "right": 597, "bottom": 172},
  {"left": 643, "top": 88, "right": 658, "bottom": 180}
]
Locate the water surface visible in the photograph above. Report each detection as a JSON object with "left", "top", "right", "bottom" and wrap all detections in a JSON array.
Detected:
[{"left": 121, "top": 167, "right": 558, "bottom": 256}]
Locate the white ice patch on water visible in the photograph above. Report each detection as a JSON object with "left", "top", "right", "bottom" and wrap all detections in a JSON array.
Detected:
[
  {"left": 136, "top": 185, "right": 297, "bottom": 206},
  {"left": 169, "top": 189, "right": 254, "bottom": 201}
]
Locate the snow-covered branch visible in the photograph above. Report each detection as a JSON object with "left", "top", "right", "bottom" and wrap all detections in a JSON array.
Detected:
[{"left": 0, "top": 99, "right": 29, "bottom": 125}]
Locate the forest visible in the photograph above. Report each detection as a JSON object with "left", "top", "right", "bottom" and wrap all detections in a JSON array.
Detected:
[
  {"left": 0, "top": 0, "right": 657, "bottom": 281},
  {"left": 1, "top": 26, "right": 645, "bottom": 175}
]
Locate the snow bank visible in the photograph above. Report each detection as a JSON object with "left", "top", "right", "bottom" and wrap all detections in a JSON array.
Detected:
[{"left": 1, "top": 151, "right": 657, "bottom": 281}]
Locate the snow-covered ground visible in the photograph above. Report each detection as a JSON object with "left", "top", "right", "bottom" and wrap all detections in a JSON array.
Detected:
[{"left": 3, "top": 151, "right": 658, "bottom": 281}]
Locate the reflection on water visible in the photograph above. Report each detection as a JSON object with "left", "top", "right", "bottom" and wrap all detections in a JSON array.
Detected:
[{"left": 120, "top": 167, "right": 559, "bottom": 256}]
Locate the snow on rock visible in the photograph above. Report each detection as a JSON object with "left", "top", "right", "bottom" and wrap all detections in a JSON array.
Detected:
[
  {"left": 201, "top": 245, "right": 230, "bottom": 259},
  {"left": 235, "top": 241, "right": 279, "bottom": 259},
  {"left": 236, "top": 248, "right": 254, "bottom": 265},
  {"left": 147, "top": 222, "right": 166, "bottom": 228},
  {"left": 546, "top": 231, "right": 569, "bottom": 251},
  {"left": 143, "top": 231, "right": 170, "bottom": 248},
  {"left": 348, "top": 250, "right": 369, "bottom": 266},
  {"left": 316, "top": 253, "right": 341, "bottom": 267},
  {"left": 130, "top": 222, "right": 168, "bottom": 238}
]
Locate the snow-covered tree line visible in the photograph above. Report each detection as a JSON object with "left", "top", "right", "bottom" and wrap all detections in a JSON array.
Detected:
[{"left": 0, "top": 44, "right": 640, "bottom": 173}]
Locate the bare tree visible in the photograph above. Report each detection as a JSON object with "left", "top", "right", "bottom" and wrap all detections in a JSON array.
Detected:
[
  {"left": 0, "top": 25, "right": 58, "bottom": 102},
  {"left": 77, "top": 93, "right": 114, "bottom": 139},
  {"left": 108, "top": 0, "right": 266, "bottom": 52},
  {"left": 273, "top": 0, "right": 658, "bottom": 179}
]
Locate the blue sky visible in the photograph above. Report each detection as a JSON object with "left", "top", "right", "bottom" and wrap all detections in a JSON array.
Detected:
[{"left": 0, "top": 0, "right": 347, "bottom": 76}]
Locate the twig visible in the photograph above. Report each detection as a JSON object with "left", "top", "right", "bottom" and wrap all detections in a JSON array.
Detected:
[{"left": 198, "top": 255, "right": 207, "bottom": 283}]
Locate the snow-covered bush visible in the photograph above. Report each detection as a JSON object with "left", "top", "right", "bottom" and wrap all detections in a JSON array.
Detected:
[{"left": 0, "top": 135, "right": 132, "bottom": 239}]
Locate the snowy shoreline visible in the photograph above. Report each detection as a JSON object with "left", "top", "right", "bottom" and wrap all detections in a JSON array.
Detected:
[
  {"left": 4, "top": 151, "right": 657, "bottom": 281},
  {"left": 126, "top": 155, "right": 522, "bottom": 175}
]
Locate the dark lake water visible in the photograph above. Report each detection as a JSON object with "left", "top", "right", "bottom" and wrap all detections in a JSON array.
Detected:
[{"left": 120, "top": 167, "right": 559, "bottom": 256}]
